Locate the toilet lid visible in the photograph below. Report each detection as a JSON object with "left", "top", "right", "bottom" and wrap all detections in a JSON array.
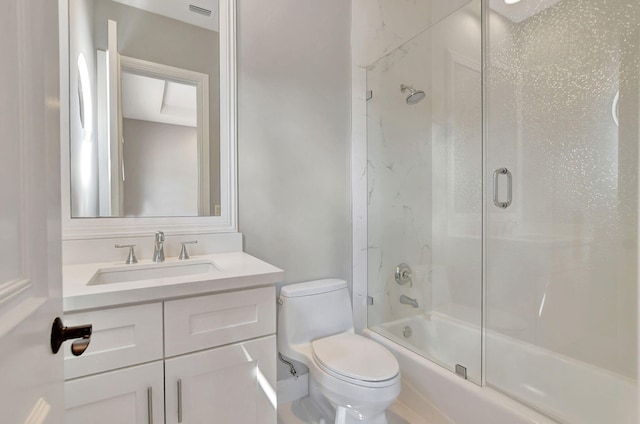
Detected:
[{"left": 311, "top": 333, "right": 399, "bottom": 382}]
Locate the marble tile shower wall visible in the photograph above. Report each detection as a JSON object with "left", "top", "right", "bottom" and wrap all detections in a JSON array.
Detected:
[
  {"left": 366, "top": 31, "right": 434, "bottom": 325},
  {"left": 364, "top": 1, "right": 482, "bottom": 328},
  {"left": 351, "top": 0, "right": 477, "bottom": 330},
  {"left": 352, "top": 0, "right": 474, "bottom": 68}
]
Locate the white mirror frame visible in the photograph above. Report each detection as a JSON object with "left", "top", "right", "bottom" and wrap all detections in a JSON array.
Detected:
[{"left": 59, "top": 0, "right": 237, "bottom": 239}]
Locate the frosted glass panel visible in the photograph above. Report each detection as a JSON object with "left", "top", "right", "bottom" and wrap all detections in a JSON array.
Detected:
[
  {"left": 367, "top": 1, "right": 482, "bottom": 384},
  {"left": 486, "top": 0, "right": 639, "bottom": 422}
]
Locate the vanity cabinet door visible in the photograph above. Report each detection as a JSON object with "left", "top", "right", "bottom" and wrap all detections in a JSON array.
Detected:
[
  {"left": 65, "top": 361, "right": 164, "bottom": 424},
  {"left": 164, "top": 286, "right": 275, "bottom": 357},
  {"left": 64, "top": 302, "right": 164, "bottom": 379},
  {"left": 165, "top": 335, "right": 276, "bottom": 424}
]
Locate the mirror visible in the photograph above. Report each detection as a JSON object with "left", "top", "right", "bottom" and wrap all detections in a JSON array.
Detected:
[
  {"left": 68, "top": 0, "right": 221, "bottom": 218},
  {"left": 119, "top": 60, "right": 211, "bottom": 217},
  {"left": 61, "top": 0, "right": 236, "bottom": 236}
]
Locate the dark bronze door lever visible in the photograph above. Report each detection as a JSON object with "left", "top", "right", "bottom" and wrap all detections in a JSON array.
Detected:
[{"left": 50, "top": 317, "right": 92, "bottom": 356}]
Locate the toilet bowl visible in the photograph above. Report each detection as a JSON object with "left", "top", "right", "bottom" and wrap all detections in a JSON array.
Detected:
[{"left": 278, "top": 279, "right": 401, "bottom": 423}]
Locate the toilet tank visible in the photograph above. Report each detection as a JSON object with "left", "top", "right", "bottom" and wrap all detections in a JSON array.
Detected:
[{"left": 278, "top": 279, "right": 354, "bottom": 350}]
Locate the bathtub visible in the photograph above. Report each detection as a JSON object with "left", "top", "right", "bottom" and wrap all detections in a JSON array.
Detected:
[{"left": 367, "top": 314, "right": 638, "bottom": 424}]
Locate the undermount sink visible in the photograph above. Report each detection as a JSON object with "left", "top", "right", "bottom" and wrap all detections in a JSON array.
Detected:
[{"left": 87, "top": 259, "right": 220, "bottom": 285}]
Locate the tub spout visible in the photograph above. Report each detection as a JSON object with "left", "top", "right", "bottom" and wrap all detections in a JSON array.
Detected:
[{"left": 400, "top": 295, "right": 419, "bottom": 308}]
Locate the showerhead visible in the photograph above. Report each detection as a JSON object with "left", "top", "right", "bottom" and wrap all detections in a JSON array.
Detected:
[{"left": 400, "top": 84, "right": 426, "bottom": 105}]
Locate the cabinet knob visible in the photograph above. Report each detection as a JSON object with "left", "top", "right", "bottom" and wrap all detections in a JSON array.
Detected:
[{"left": 50, "top": 317, "right": 92, "bottom": 356}]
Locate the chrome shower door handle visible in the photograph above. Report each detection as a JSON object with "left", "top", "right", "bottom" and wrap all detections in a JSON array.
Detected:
[{"left": 493, "top": 167, "right": 512, "bottom": 209}]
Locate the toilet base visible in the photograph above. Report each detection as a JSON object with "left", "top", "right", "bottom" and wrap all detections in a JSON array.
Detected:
[
  {"left": 335, "top": 406, "right": 388, "bottom": 424},
  {"left": 308, "top": 377, "right": 390, "bottom": 424}
]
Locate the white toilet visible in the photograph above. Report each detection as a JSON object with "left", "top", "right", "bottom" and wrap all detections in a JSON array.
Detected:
[{"left": 278, "top": 279, "right": 401, "bottom": 424}]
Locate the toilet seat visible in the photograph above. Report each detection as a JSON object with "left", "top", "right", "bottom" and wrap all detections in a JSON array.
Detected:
[{"left": 311, "top": 333, "right": 400, "bottom": 388}]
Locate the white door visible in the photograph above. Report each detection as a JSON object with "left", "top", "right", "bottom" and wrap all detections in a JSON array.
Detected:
[{"left": 0, "top": 0, "right": 65, "bottom": 422}]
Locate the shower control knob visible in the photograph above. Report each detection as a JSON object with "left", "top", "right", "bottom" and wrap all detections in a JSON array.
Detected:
[{"left": 395, "top": 263, "right": 412, "bottom": 285}]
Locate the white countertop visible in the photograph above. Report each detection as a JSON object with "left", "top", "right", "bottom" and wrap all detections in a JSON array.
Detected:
[{"left": 63, "top": 252, "right": 284, "bottom": 312}]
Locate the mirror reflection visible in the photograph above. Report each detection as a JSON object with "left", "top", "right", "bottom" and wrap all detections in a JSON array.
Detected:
[{"left": 68, "top": 0, "right": 220, "bottom": 218}]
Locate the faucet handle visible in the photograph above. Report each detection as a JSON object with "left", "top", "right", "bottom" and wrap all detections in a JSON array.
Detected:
[
  {"left": 178, "top": 240, "right": 198, "bottom": 260},
  {"left": 115, "top": 244, "right": 138, "bottom": 264}
]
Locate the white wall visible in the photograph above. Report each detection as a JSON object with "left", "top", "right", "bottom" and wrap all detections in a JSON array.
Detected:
[
  {"left": 236, "top": 0, "right": 352, "bottom": 382},
  {"left": 237, "top": 0, "right": 352, "bottom": 287},
  {"left": 122, "top": 119, "right": 198, "bottom": 217}
]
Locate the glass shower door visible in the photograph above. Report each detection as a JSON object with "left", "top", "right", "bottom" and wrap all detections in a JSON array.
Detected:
[
  {"left": 485, "top": 0, "right": 639, "bottom": 422},
  {"left": 367, "top": 0, "right": 483, "bottom": 384}
]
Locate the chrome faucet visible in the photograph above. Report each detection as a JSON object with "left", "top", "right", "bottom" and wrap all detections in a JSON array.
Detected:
[
  {"left": 400, "top": 295, "right": 419, "bottom": 308},
  {"left": 153, "top": 231, "right": 165, "bottom": 262}
]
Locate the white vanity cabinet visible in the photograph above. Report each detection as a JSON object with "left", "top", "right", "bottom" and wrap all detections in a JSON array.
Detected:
[
  {"left": 65, "top": 361, "right": 165, "bottom": 424},
  {"left": 164, "top": 336, "right": 276, "bottom": 424},
  {"left": 163, "top": 287, "right": 277, "bottom": 423},
  {"left": 64, "top": 303, "right": 165, "bottom": 424},
  {"left": 63, "top": 285, "right": 277, "bottom": 424}
]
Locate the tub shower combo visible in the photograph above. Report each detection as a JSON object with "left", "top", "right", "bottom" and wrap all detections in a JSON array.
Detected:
[{"left": 364, "top": 1, "right": 639, "bottom": 423}]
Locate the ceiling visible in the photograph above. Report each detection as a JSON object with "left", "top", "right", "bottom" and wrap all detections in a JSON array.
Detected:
[
  {"left": 112, "top": 0, "right": 219, "bottom": 31},
  {"left": 121, "top": 71, "right": 197, "bottom": 127}
]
